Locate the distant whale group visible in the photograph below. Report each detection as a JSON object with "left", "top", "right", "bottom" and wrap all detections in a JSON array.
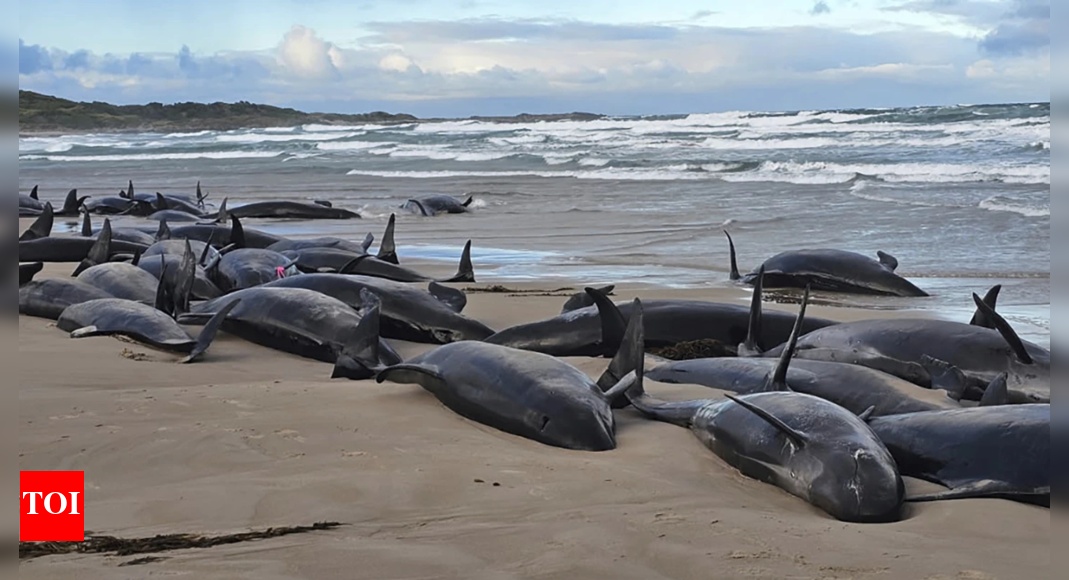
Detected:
[{"left": 16, "top": 180, "right": 1051, "bottom": 522}]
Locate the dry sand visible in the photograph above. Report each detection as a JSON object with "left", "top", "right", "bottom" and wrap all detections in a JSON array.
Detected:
[{"left": 17, "top": 252, "right": 1048, "bottom": 579}]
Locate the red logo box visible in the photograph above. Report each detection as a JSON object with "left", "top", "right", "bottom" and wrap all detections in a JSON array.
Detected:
[{"left": 20, "top": 471, "right": 85, "bottom": 542}]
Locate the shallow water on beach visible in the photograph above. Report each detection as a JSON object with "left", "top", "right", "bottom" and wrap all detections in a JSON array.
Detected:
[{"left": 20, "top": 103, "right": 1050, "bottom": 346}]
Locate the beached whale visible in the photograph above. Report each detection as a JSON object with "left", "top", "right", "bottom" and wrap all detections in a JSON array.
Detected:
[
  {"left": 726, "top": 232, "right": 928, "bottom": 297},
  {"left": 19, "top": 279, "right": 116, "bottom": 320},
  {"left": 76, "top": 262, "right": 162, "bottom": 304},
  {"left": 19, "top": 263, "right": 44, "bottom": 287},
  {"left": 764, "top": 294, "right": 1050, "bottom": 404},
  {"left": 264, "top": 274, "right": 493, "bottom": 344},
  {"left": 58, "top": 298, "right": 239, "bottom": 363},
  {"left": 19, "top": 186, "right": 46, "bottom": 216},
  {"left": 869, "top": 404, "right": 1049, "bottom": 507},
  {"left": 80, "top": 213, "right": 158, "bottom": 246},
  {"left": 18, "top": 220, "right": 149, "bottom": 266},
  {"left": 375, "top": 298, "right": 644, "bottom": 451},
  {"left": 178, "top": 287, "right": 402, "bottom": 375},
  {"left": 403, "top": 195, "right": 474, "bottom": 216},
  {"left": 487, "top": 288, "right": 836, "bottom": 358},
  {"left": 227, "top": 201, "right": 361, "bottom": 220},
  {"left": 285, "top": 240, "right": 476, "bottom": 284},
  {"left": 212, "top": 248, "right": 299, "bottom": 293},
  {"left": 625, "top": 289, "right": 904, "bottom": 523}
]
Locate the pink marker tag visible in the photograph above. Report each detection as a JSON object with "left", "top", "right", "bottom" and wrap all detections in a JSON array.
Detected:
[{"left": 276, "top": 266, "right": 286, "bottom": 279}]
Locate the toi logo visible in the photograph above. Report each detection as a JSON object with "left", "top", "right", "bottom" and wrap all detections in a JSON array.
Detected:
[{"left": 20, "top": 471, "right": 85, "bottom": 542}]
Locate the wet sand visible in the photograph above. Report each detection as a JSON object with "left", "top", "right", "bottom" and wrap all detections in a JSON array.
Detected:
[{"left": 17, "top": 254, "right": 1049, "bottom": 579}]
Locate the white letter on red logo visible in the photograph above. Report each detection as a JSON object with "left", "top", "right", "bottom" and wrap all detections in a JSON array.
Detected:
[
  {"left": 22, "top": 491, "right": 44, "bottom": 515},
  {"left": 44, "top": 492, "right": 68, "bottom": 515}
]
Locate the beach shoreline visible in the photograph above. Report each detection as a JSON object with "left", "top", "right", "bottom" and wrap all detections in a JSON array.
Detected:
[{"left": 17, "top": 252, "right": 1050, "bottom": 579}]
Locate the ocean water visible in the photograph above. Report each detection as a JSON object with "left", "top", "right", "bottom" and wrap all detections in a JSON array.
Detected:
[{"left": 18, "top": 103, "right": 1050, "bottom": 346}]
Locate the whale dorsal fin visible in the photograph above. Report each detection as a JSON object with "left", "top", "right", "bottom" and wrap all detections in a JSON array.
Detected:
[
  {"left": 154, "top": 257, "right": 173, "bottom": 316},
  {"left": 127, "top": 180, "right": 135, "bottom": 199},
  {"left": 442, "top": 240, "right": 474, "bottom": 283},
  {"left": 229, "top": 214, "right": 246, "bottom": 249},
  {"left": 725, "top": 231, "right": 741, "bottom": 281},
  {"left": 156, "top": 218, "right": 172, "bottom": 242},
  {"left": 377, "top": 214, "right": 398, "bottom": 264},
  {"left": 73, "top": 218, "right": 112, "bottom": 276},
  {"left": 463, "top": 196, "right": 474, "bottom": 208},
  {"left": 877, "top": 251, "right": 898, "bottom": 271},
  {"left": 979, "top": 373, "right": 1009, "bottom": 407},
  {"left": 173, "top": 241, "right": 198, "bottom": 317},
  {"left": 155, "top": 192, "right": 170, "bottom": 211},
  {"left": 598, "top": 298, "right": 645, "bottom": 407},
  {"left": 586, "top": 287, "right": 628, "bottom": 356},
  {"left": 764, "top": 286, "right": 811, "bottom": 391},
  {"left": 970, "top": 285, "right": 1001, "bottom": 329},
  {"left": 215, "top": 198, "right": 229, "bottom": 223},
  {"left": 739, "top": 265, "right": 765, "bottom": 357},
  {"left": 80, "top": 210, "right": 92, "bottom": 237},
  {"left": 30, "top": 185, "right": 39, "bottom": 200},
  {"left": 725, "top": 394, "right": 808, "bottom": 447},
  {"left": 972, "top": 293, "right": 1033, "bottom": 365},
  {"left": 20, "top": 203, "right": 54, "bottom": 242},
  {"left": 62, "top": 189, "right": 82, "bottom": 214},
  {"left": 332, "top": 289, "right": 384, "bottom": 380}
]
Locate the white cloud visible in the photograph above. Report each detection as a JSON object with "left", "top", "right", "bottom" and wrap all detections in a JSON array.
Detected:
[{"left": 277, "top": 26, "right": 339, "bottom": 80}]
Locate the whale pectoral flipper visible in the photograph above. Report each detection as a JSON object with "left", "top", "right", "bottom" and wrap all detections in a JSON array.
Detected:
[
  {"left": 876, "top": 251, "right": 899, "bottom": 271},
  {"left": 429, "top": 281, "right": 468, "bottom": 313},
  {"left": 971, "top": 293, "right": 1033, "bottom": 365},
  {"left": 70, "top": 326, "right": 103, "bottom": 339},
  {"left": 725, "top": 394, "right": 809, "bottom": 448},
  {"left": 908, "top": 482, "right": 1050, "bottom": 506},
  {"left": 376, "top": 364, "right": 447, "bottom": 392},
  {"left": 181, "top": 298, "right": 241, "bottom": 364},
  {"left": 919, "top": 355, "right": 967, "bottom": 400},
  {"left": 857, "top": 406, "right": 876, "bottom": 422}
]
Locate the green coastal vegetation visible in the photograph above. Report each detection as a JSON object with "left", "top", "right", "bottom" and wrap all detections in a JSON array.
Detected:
[{"left": 19, "top": 90, "right": 605, "bottom": 134}]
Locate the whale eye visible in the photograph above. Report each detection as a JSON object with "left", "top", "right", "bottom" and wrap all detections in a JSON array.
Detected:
[{"left": 540, "top": 416, "right": 550, "bottom": 432}]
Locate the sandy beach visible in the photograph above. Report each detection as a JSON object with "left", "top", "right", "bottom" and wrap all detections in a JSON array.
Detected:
[{"left": 18, "top": 251, "right": 1049, "bottom": 579}]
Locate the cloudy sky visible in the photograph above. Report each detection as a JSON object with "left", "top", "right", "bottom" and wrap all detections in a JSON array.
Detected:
[{"left": 16, "top": 0, "right": 1049, "bottom": 116}]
